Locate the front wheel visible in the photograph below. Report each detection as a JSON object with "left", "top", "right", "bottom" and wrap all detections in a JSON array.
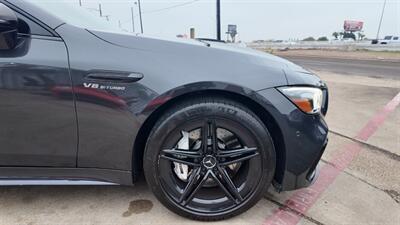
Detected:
[{"left": 144, "top": 98, "right": 276, "bottom": 221}]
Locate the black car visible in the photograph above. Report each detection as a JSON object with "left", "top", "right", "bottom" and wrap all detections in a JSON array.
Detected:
[{"left": 0, "top": 0, "right": 328, "bottom": 221}]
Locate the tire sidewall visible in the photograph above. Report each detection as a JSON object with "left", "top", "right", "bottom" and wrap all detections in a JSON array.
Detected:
[{"left": 144, "top": 100, "right": 276, "bottom": 220}]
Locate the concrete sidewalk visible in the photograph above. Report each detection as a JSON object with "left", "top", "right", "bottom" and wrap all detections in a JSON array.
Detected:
[{"left": 0, "top": 72, "right": 399, "bottom": 225}]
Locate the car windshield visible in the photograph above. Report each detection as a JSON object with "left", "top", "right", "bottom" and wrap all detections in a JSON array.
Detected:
[
  {"left": 26, "top": 0, "right": 121, "bottom": 32},
  {"left": 384, "top": 36, "right": 393, "bottom": 40}
]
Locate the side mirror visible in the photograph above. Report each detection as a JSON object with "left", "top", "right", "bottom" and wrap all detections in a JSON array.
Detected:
[{"left": 0, "top": 3, "right": 18, "bottom": 50}]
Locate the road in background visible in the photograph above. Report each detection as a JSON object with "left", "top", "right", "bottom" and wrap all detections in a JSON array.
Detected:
[
  {"left": 248, "top": 42, "right": 400, "bottom": 52},
  {"left": 282, "top": 56, "right": 400, "bottom": 80}
]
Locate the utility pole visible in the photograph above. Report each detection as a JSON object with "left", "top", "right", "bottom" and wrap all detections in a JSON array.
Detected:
[
  {"left": 98, "top": 3, "right": 103, "bottom": 17},
  {"left": 376, "top": 0, "right": 387, "bottom": 40},
  {"left": 138, "top": 0, "right": 144, "bottom": 33},
  {"left": 216, "top": 0, "right": 221, "bottom": 41},
  {"left": 131, "top": 7, "right": 135, "bottom": 33},
  {"left": 79, "top": 0, "right": 82, "bottom": 6}
]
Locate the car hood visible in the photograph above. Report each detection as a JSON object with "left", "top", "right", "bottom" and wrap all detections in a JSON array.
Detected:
[{"left": 89, "top": 30, "right": 322, "bottom": 91}]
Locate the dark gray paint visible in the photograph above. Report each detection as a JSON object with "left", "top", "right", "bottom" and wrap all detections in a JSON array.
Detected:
[
  {"left": 0, "top": 0, "right": 328, "bottom": 191},
  {"left": 0, "top": 36, "right": 77, "bottom": 167},
  {"left": 0, "top": 167, "right": 132, "bottom": 185},
  {"left": 256, "top": 88, "right": 328, "bottom": 189}
]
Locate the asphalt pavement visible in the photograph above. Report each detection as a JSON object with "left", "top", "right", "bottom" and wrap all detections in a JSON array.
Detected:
[
  {"left": 282, "top": 55, "right": 400, "bottom": 80},
  {"left": 0, "top": 56, "right": 399, "bottom": 225}
]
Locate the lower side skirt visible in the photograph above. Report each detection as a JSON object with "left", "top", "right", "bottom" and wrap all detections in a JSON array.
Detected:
[{"left": 0, "top": 167, "right": 133, "bottom": 186}]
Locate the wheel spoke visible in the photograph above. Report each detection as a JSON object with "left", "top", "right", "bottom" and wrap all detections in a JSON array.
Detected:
[
  {"left": 217, "top": 166, "right": 243, "bottom": 203},
  {"left": 179, "top": 167, "right": 202, "bottom": 204},
  {"left": 162, "top": 149, "right": 203, "bottom": 158},
  {"left": 209, "top": 170, "right": 237, "bottom": 203},
  {"left": 182, "top": 170, "right": 210, "bottom": 206},
  {"left": 209, "top": 120, "right": 218, "bottom": 154},
  {"left": 218, "top": 148, "right": 260, "bottom": 166},
  {"left": 217, "top": 147, "right": 258, "bottom": 158},
  {"left": 201, "top": 122, "right": 209, "bottom": 153},
  {"left": 202, "top": 120, "right": 218, "bottom": 154},
  {"left": 159, "top": 154, "right": 200, "bottom": 167},
  {"left": 155, "top": 109, "right": 269, "bottom": 214}
]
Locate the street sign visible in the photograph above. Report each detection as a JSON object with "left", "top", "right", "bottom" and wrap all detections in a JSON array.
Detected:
[{"left": 228, "top": 25, "right": 237, "bottom": 35}]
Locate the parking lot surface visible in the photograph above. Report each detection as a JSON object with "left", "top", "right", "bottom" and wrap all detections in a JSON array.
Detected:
[
  {"left": 0, "top": 57, "right": 399, "bottom": 225},
  {"left": 286, "top": 56, "right": 400, "bottom": 80}
]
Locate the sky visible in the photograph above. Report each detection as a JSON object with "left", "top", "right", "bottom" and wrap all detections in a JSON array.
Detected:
[{"left": 68, "top": 0, "right": 398, "bottom": 41}]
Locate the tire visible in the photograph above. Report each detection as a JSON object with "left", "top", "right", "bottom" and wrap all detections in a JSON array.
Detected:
[{"left": 143, "top": 97, "right": 276, "bottom": 221}]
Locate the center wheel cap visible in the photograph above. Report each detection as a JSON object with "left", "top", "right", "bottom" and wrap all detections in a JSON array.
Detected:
[{"left": 202, "top": 155, "right": 217, "bottom": 169}]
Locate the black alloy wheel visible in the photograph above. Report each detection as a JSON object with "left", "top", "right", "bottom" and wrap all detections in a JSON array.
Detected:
[{"left": 144, "top": 97, "right": 276, "bottom": 221}]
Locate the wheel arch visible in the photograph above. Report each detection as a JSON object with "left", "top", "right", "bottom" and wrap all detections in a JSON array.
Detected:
[{"left": 132, "top": 83, "right": 287, "bottom": 186}]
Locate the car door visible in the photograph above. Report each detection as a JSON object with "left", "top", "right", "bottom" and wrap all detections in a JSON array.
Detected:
[{"left": 0, "top": 3, "right": 77, "bottom": 167}]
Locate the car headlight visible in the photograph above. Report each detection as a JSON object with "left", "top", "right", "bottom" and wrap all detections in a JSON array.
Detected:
[{"left": 278, "top": 87, "right": 323, "bottom": 114}]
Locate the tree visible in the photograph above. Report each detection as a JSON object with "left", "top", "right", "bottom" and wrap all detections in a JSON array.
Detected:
[
  {"left": 302, "top": 37, "right": 315, "bottom": 41},
  {"left": 343, "top": 32, "right": 356, "bottom": 40},
  {"left": 332, "top": 32, "right": 339, "bottom": 40},
  {"left": 318, "top": 36, "right": 329, "bottom": 41},
  {"left": 357, "top": 31, "right": 366, "bottom": 40}
]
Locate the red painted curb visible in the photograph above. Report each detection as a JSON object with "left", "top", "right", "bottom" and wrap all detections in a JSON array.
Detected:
[{"left": 263, "top": 92, "right": 400, "bottom": 225}]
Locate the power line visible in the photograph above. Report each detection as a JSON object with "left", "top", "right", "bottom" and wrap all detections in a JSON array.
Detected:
[
  {"left": 120, "top": 1, "right": 200, "bottom": 25},
  {"left": 141, "top": 0, "right": 201, "bottom": 15},
  {"left": 81, "top": 0, "right": 203, "bottom": 34}
]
